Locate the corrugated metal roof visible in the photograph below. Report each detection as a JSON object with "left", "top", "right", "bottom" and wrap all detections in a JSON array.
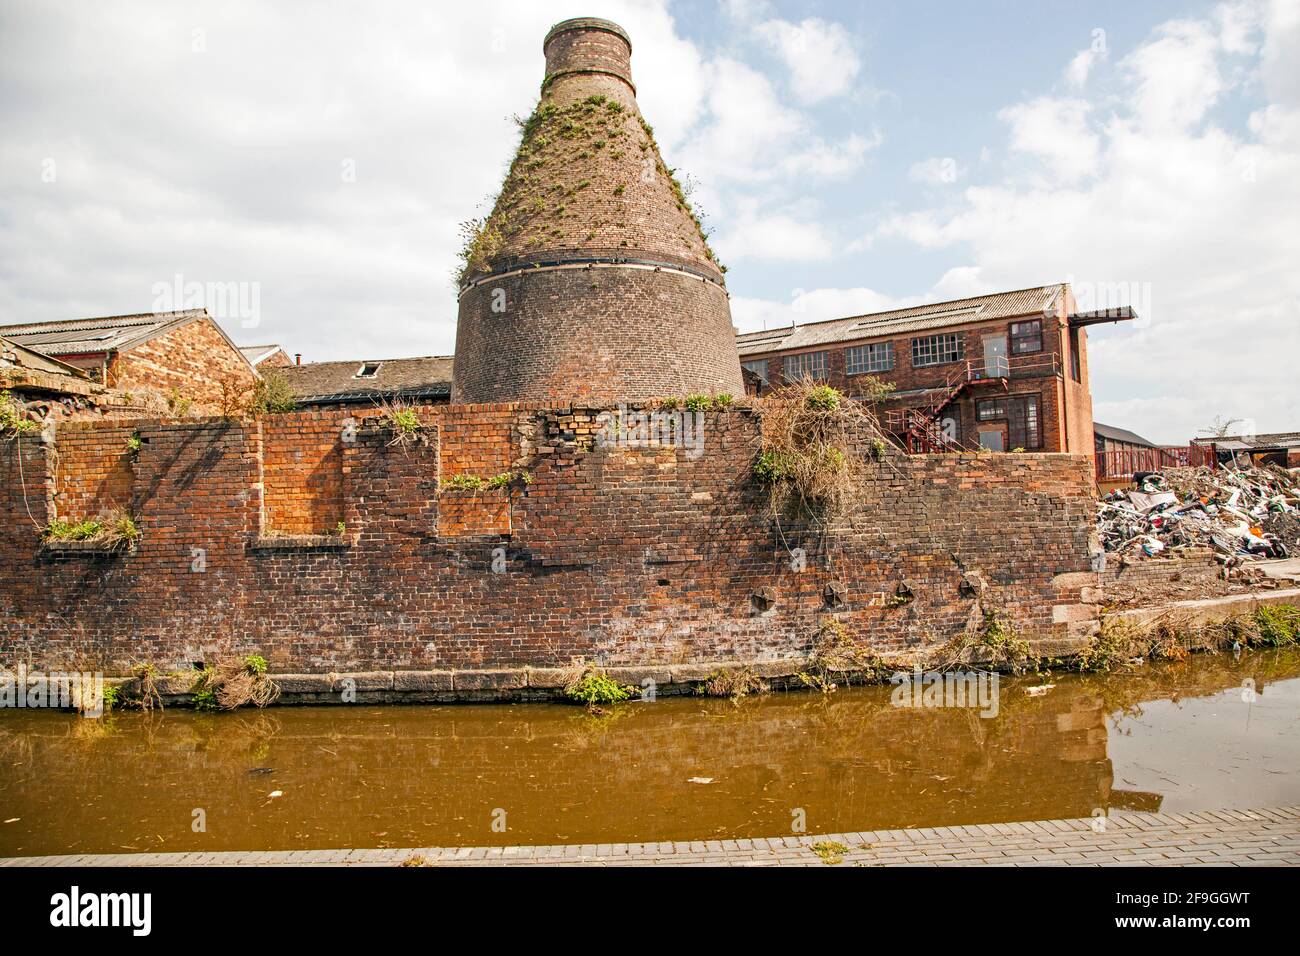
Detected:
[
  {"left": 273, "top": 356, "right": 453, "bottom": 404},
  {"left": 0, "top": 310, "right": 207, "bottom": 357},
  {"left": 1093, "top": 422, "right": 1157, "bottom": 447},
  {"left": 0, "top": 335, "right": 87, "bottom": 377},
  {"left": 735, "top": 285, "right": 1065, "bottom": 357},
  {"left": 1193, "top": 432, "right": 1300, "bottom": 450}
]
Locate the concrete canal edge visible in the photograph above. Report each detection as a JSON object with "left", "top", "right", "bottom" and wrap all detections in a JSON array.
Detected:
[
  {"left": 4, "top": 806, "right": 1297, "bottom": 867},
  {"left": 1112, "top": 586, "right": 1300, "bottom": 629}
]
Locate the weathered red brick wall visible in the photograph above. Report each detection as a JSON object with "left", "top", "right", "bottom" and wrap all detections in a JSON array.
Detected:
[
  {"left": 50, "top": 421, "right": 136, "bottom": 521},
  {"left": 261, "top": 412, "right": 344, "bottom": 535},
  {"left": 0, "top": 405, "right": 1100, "bottom": 674},
  {"left": 110, "top": 317, "right": 257, "bottom": 414},
  {"left": 455, "top": 268, "right": 743, "bottom": 404}
]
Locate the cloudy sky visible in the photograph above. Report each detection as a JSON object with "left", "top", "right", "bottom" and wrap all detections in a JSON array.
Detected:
[{"left": 1, "top": 0, "right": 1296, "bottom": 442}]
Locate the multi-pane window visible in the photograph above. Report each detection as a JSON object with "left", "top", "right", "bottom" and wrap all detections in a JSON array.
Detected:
[
  {"left": 976, "top": 394, "right": 1042, "bottom": 450},
  {"left": 911, "top": 333, "right": 964, "bottom": 367},
  {"left": 782, "top": 350, "right": 829, "bottom": 381},
  {"left": 742, "top": 359, "right": 769, "bottom": 384},
  {"left": 1069, "top": 328, "right": 1082, "bottom": 382},
  {"left": 1010, "top": 320, "right": 1042, "bottom": 354},
  {"left": 845, "top": 342, "right": 894, "bottom": 375},
  {"left": 1023, "top": 395, "right": 1040, "bottom": 447}
]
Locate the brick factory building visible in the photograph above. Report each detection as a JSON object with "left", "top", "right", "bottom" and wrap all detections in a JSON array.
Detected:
[
  {"left": 736, "top": 285, "right": 1134, "bottom": 456},
  {"left": 0, "top": 309, "right": 258, "bottom": 414},
  {"left": 452, "top": 17, "right": 744, "bottom": 405}
]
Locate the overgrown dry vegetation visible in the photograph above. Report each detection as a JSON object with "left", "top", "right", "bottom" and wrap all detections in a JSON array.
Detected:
[
  {"left": 41, "top": 508, "right": 140, "bottom": 548},
  {"left": 700, "top": 666, "right": 768, "bottom": 702},
  {"left": 377, "top": 396, "right": 425, "bottom": 447},
  {"left": 1077, "top": 605, "right": 1300, "bottom": 673},
  {"left": 456, "top": 92, "right": 724, "bottom": 283},
  {"left": 191, "top": 655, "right": 280, "bottom": 710},
  {"left": 753, "top": 380, "right": 896, "bottom": 530},
  {"left": 938, "top": 610, "right": 1034, "bottom": 674},
  {"left": 797, "top": 617, "right": 889, "bottom": 692}
]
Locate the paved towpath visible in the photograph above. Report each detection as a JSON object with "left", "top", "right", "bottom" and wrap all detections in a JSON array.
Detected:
[{"left": 3, "top": 806, "right": 1297, "bottom": 867}]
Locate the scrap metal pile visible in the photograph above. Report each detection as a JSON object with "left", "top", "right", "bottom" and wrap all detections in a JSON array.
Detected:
[{"left": 1098, "top": 465, "right": 1300, "bottom": 562}]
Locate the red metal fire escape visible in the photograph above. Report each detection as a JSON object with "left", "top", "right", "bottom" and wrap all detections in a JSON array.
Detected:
[{"left": 884, "top": 360, "right": 1007, "bottom": 453}]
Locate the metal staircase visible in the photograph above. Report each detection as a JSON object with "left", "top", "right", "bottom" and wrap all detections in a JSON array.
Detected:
[{"left": 884, "top": 360, "right": 1006, "bottom": 453}]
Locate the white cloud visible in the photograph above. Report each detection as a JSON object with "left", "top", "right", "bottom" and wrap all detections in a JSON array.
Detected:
[
  {"left": 1065, "top": 48, "right": 1101, "bottom": 89},
  {"left": 1121, "top": 18, "right": 1227, "bottom": 131},
  {"left": 731, "top": 285, "right": 917, "bottom": 332},
  {"left": 755, "top": 17, "right": 861, "bottom": 104},
  {"left": 997, "top": 96, "right": 1100, "bottom": 183},
  {"left": 676, "top": 58, "right": 872, "bottom": 190},
  {"left": 715, "top": 212, "right": 834, "bottom": 263}
]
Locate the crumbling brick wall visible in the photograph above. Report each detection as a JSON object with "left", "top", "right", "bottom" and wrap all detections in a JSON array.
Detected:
[
  {"left": 0, "top": 405, "right": 1099, "bottom": 674},
  {"left": 1099, "top": 548, "right": 1248, "bottom": 608}
]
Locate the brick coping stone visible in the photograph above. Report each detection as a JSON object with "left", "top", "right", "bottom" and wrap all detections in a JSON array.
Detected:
[{"left": 4, "top": 806, "right": 1296, "bottom": 867}]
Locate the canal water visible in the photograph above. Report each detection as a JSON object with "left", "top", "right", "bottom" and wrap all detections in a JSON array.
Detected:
[{"left": 2, "top": 649, "right": 1298, "bottom": 856}]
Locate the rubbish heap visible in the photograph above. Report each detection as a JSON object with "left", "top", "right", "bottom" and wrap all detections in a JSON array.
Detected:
[{"left": 1097, "top": 465, "right": 1300, "bottom": 563}]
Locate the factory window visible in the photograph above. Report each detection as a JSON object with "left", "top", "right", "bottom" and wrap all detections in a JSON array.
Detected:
[
  {"left": 845, "top": 342, "right": 894, "bottom": 375},
  {"left": 911, "top": 334, "right": 964, "bottom": 367},
  {"left": 782, "top": 351, "right": 829, "bottom": 382},
  {"left": 1010, "top": 320, "right": 1043, "bottom": 354}
]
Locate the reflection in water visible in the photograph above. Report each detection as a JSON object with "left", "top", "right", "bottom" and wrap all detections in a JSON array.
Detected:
[{"left": 1, "top": 650, "right": 1297, "bottom": 856}]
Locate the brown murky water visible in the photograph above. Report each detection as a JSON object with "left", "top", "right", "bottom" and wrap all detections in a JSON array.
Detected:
[{"left": 2, "top": 650, "right": 1299, "bottom": 856}]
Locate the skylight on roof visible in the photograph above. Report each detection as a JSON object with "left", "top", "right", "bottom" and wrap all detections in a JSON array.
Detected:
[
  {"left": 355, "top": 362, "right": 381, "bottom": 378},
  {"left": 850, "top": 304, "right": 984, "bottom": 331}
]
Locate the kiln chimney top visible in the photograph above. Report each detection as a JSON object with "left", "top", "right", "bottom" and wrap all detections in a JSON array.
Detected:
[{"left": 543, "top": 17, "right": 634, "bottom": 93}]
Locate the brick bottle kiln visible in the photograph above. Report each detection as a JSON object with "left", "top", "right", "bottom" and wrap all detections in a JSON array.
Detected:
[{"left": 452, "top": 18, "right": 745, "bottom": 404}]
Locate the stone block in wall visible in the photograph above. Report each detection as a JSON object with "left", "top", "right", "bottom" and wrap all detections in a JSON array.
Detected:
[
  {"left": 453, "top": 669, "right": 527, "bottom": 690},
  {"left": 606, "top": 665, "right": 672, "bottom": 686},
  {"left": 273, "top": 674, "right": 335, "bottom": 694},
  {"left": 330, "top": 671, "right": 394, "bottom": 692},
  {"left": 392, "top": 670, "right": 454, "bottom": 692},
  {"left": 525, "top": 667, "right": 572, "bottom": 689},
  {"left": 669, "top": 663, "right": 719, "bottom": 683},
  {"left": 1052, "top": 602, "right": 1100, "bottom": 624}
]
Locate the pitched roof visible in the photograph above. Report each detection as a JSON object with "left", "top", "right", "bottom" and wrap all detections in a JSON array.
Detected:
[
  {"left": 272, "top": 356, "right": 454, "bottom": 404},
  {"left": 0, "top": 335, "right": 88, "bottom": 377},
  {"left": 240, "top": 344, "right": 288, "bottom": 366},
  {"left": 1192, "top": 431, "right": 1300, "bottom": 450},
  {"left": 734, "top": 285, "right": 1066, "bottom": 357},
  {"left": 0, "top": 310, "right": 210, "bottom": 357},
  {"left": 1093, "top": 422, "right": 1156, "bottom": 447}
]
